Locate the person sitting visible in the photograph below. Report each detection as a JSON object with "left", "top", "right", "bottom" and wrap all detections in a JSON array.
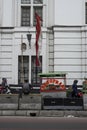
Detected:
[{"left": 22, "top": 79, "right": 32, "bottom": 95}]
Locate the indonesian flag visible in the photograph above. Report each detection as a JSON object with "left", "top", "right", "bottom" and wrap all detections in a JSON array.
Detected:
[{"left": 35, "top": 12, "right": 42, "bottom": 66}]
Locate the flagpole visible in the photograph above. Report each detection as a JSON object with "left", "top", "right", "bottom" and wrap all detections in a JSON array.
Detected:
[
  {"left": 35, "top": 63, "right": 38, "bottom": 87},
  {"left": 21, "top": 35, "right": 24, "bottom": 84},
  {"left": 35, "top": 41, "right": 38, "bottom": 87}
]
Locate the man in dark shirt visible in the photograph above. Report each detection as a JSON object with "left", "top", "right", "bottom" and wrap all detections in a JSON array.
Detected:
[
  {"left": 72, "top": 80, "right": 78, "bottom": 97},
  {"left": 23, "top": 79, "right": 32, "bottom": 95}
]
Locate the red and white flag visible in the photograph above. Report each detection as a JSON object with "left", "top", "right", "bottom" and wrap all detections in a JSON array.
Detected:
[{"left": 35, "top": 12, "right": 42, "bottom": 66}]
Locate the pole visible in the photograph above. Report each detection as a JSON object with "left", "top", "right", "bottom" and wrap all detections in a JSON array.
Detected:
[
  {"left": 35, "top": 65, "right": 38, "bottom": 87},
  {"left": 21, "top": 35, "right": 24, "bottom": 83}
]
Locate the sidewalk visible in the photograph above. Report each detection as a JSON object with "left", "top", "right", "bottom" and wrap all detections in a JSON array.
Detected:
[
  {"left": 0, "top": 110, "right": 87, "bottom": 117},
  {"left": 0, "top": 93, "right": 86, "bottom": 117}
]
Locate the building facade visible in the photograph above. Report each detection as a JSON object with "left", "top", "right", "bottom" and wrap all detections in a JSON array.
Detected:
[{"left": 0, "top": 0, "right": 87, "bottom": 86}]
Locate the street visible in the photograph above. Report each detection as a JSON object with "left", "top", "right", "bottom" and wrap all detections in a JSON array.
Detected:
[{"left": 0, "top": 116, "right": 87, "bottom": 130}]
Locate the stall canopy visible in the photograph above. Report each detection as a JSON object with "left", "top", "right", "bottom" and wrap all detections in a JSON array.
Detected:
[
  {"left": 38, "top": 72, "right": 67, "bottom": 86},
  {"left": 38, "top": 72, "right": 67, "bottom": 77}
]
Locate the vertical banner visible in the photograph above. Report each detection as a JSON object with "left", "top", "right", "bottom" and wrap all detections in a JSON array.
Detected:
[{"left": 35, "top": 12, "right": 42, "bottom": 66}]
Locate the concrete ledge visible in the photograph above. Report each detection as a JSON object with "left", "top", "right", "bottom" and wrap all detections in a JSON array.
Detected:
[
  {"left": 76, "top": 111, "right": 87, "bottom": 117},
  {"left": 0, "top": 94, "right": 19, "bottom": 103},
  {"left": 19, "top": 103, "right": 41, "bottom": 110},
  {"left": 27, "top": 110, "right": 40, "bottom": 116},
  {"left": 21, "top": 94, "right": 42, "bottom": 103},
  {"left": 39, "top": 110, "right": 64, "bottom": 117},
  {"left": 15, "top": 110, "right": 27, "bottom": 116},
  {"left": 0, "top": 104, "right": 18, "bottom": 110},
  {"left": 19, "top": 95, "right": 42, "bottom": 110},
  {"left": 41, "top": 91, "right": 66, "bottom": 98},
  {"left": 0, "top": 94, "right": 19, "bottom": 110},
  {"left": 83, "top": 94, "right": 87, "bottom": 110},
  {"left": 64, "top": 110, "right": 77, "bottom": 117},
  {"left": 1, "top": 110, "right": 16, "bottom": 116},
  {"left": 0, "top": 110, "right": 87, "bottom": 117}
]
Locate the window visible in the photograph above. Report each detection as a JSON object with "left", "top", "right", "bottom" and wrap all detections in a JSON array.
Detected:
[
  {"left": 31, "top": 56, "right": 42, "bottom": 87},
  {"left": 21, "top": 6, "right": 30, "bottom": 26},
  {"left": 18, "top": 56, "right": 29, "bottom": 84},
  {"left": 21, "top": 0, "right": 31, "bottom": 4},
  {"left": 21, "top": 0, "right": 43, "bottom": 26},
  {"left": 86, "top": 3, "right": 87, "bottom": 24},
  {"left": 33, "top": 6, "right": 43, "bottom": 26},
  {"left": 33, "top": 0, "right": 43, "bottom": 4}
]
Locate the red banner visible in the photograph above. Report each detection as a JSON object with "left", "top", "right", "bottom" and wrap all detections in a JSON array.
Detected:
[{"left": 35, "top": 12, "right": 42, "bottom": 66}]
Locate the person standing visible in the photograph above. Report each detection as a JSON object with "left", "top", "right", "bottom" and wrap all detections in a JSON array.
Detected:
[
  {"left": 1, "top": 78, "right": 11, "bottom": 94},
  {"left": 82, "top": 78, "right": 87, "bottom": 90},
  {"left": 1, "top": 78, "right": 7, "bottom": 88},
  {"left": 71, "top": 80, "right": 78, "bottom": 97}
]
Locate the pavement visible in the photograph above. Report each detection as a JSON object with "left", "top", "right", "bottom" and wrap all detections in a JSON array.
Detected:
[
  {"left": 0, "top": 92, "right": 87, "bottom": 117},
  {"left": 0, "top": 110, "right": 87, "bottom": 117}
]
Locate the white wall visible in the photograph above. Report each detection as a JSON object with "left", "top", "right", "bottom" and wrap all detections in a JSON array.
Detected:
[
  {"left": 53, "top": 26, "right": 87, "bottom": 85},
  {"left": 0, "top": 0, "right": 87, "bottom": 85},
  {"left": 54, "top": 0, "right": 83, "bottom": 25},
  {"left": 47, "top": 0, "right": 55, "bottom": 27},
  {"left": 0, "top": 0, "right": 2, "bottom": 27},
  {"left": 0, "top": 31, "right": 13, "bottom": 84},
  {"left": 2, "top": 0, "right": 15, "bottom": 27}
]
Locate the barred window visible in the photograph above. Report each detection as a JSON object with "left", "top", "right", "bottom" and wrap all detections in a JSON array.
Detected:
[
  {"left": 18, "top": 56, "right": 29, "bottom": 84},
  {"left": 21, "top": 0, "right": 31, "bottom": 4},
  {"left": 33, "top": 6, "right": 43, "bottom": 26},
  {"left": 86, "top": 3, "right": 87, "bottom": 24},
  {"left": 33, "top": 0, "right": 43, "bottom": 4},
  {"left": 21, "top": 0, "right": 43, "bottom": 26},
  {"left": 31, "top": 56, "right": 42, "bottom": 87},
  {"left": 21, "top": 6, "right": 30, "bottom": 26}
]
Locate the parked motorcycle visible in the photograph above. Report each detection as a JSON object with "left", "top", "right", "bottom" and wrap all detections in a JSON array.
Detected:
[
  {"left": 0, "top": 85, "right": 11, "bottom": 94},
  {"left": 67, "top": 89, "right": 83, "bottom": 98}
]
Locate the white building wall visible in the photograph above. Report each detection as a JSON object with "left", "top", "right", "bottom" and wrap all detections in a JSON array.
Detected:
[
  {"left": 0, "top": 29, "right": 13, "bottom": 84},
  {"left": 0, "top": 0, "right": 87, "bottom": 85},
  {"left": 1, "top": 0, "right": 15, "bottom": 27},
  {"left": 54, "top": 0, "right": 84, "bottom": 25},
  {"left": 52, "top": 25, "right": 87, "bottom": 85},
  {"left": 81, "top": 26, "right": 87, "bottom": 79},
  {"left": 53, "top": 26, "right": 81, "bottom": 84},
  {"left": 47, "top": 0, "right": 55, "bottom": 27},
  {"left": 0, "top": 0, "right": 2, "bottom": 27}
]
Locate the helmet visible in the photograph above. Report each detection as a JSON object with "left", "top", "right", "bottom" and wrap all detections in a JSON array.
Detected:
[
  {"left": 74, "top": 80, "right": 78, "bottom": 84},
  {"left": 84, "top": 78, "right": 87, "bottom": 80}
]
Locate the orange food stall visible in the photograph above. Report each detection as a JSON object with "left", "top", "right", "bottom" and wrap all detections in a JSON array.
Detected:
[{"left": 39, "top": 72, "right": 67, "bottom": 98}]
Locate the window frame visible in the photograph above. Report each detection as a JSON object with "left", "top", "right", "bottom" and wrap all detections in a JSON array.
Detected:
[
  {"left": 21, "top": 0, "right": 43, "bottom": 26},
  {"left": 31, "top": 56, "right": 42, "bottom": 87},
  {"left": 85, "top": 2, "right": 87, "bottom": 24},
  {"left": 21, "top": 6, "right": 31, "bottom": 26},
  {"left": 18, "top": 55, "right": 29, "bottom": 84}
]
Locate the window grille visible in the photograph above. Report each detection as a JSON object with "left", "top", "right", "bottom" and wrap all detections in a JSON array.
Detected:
[
  {"left": 33, "top": 0, "right": 43, "bottom": 4},
  {"left": 31, "top": 56, "right": 42, "bottom": 87},
  {"left": 21, "top": 6, "right": 30, "bottom": 26},
  {"left": 33, "top": 6, "right": 43, "bottom": 26},
  {"left": 86, "top": 3, "right": 87, "bottom": 24},
  {"left": 21, "top": 0, "right": 43, "bottom": 26},
  {"left": 18, "top": 56, "right": 29, "bottom": 84},
  {"left": 21, "top": 0, "right": 31, "bottom": 4}
]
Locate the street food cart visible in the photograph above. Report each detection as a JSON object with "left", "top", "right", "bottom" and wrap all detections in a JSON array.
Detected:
[
  {"left": 39, "top": 72, "right": 83, "bottom": 110},
  {"left": 39, "top": 72, "right": 67, "bottom": 98}
]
